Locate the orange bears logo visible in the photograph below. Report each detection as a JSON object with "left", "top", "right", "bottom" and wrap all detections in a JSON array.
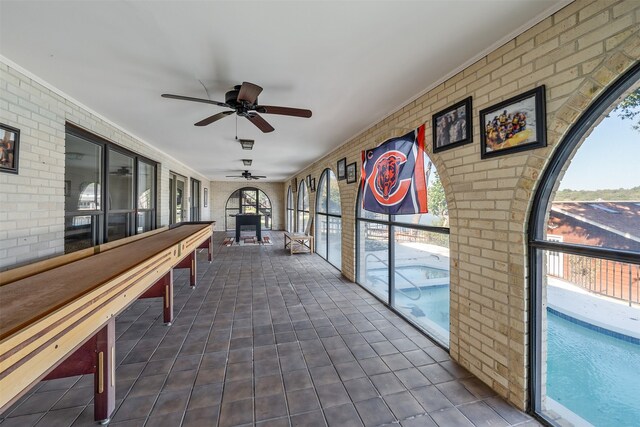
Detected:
[{"left": 367, "top": 150, "right": 411, "bottom": 206}]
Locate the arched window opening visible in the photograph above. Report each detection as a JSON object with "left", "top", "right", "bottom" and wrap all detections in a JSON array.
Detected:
[
  {"left": 529, "top": 64, "right": 640, "bottom": 426},
  {"left": 316, "top": 169, "right": 342, "bottom": 269},
  {"left": 225, "top": 187, "right": 272, "bottom": 231},
  {"left": 297, "top": 180, "right": 310, "bottom": 233},
  {"left": 286, "top": 186, "right": 294, "bottom": 232},
  {"left": 356, "top": 155, "right": 450, "bottom": 347}
]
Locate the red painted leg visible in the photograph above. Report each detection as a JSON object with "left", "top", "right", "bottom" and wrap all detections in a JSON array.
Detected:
[
  {"left": 163, "top": 270, "right": 174, "bottom": 325},
  {"left": 94, "top": 318, "right": 115, "bottom": 424},
  {"left": 190, "top": 253, "right": 197, "bottom": 288},
  {"left": 139, "top": 271, "right": 174, "bottom": 325}
]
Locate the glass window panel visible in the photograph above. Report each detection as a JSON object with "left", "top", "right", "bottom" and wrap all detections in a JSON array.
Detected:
[
  {"left": 394, "top": 170, "right": 448, "bottom": 227},
  {"left": 328, "top": 217, "right": 342, "bottom": 268},
  {"left": 107, "top": 212, "right": 132, "bottom": 242},
  {"left": 137, "top": 211, "right": 154, "bottom": 233},
  {"left": 138, "top": 161, "right": 154, "bottom": 210},
  {"left": 317, "top": 173, "right": 328, "bottom": 213},
  {"left": 108, "top": 150, "right": 134, "bottom": 210},
  {"left": 65, "top": 134, "right": 102, "bottom": 212},
  {"left": 228, "top": 190, "right": 240, "bottom": 210},
  {"left": 65, "top": 214, "right": 99, "bottom": 253},
  {"left": 539, "top": 250, "right": 640, "bottom": 425},
  {"left": 357, "top": 221, "right": 389, "bottom": 300},
  {"left": 392, "top": 227, "right": 449, "bottom": 346},
  {"left": 316, "top": 215, "right": 328, "bottom": 258},
  {"left": 545, "top": 89, "right": 640, "bottom": 252},
  {"left": 328, "top": 171, "right": 341, "bottom": 215},
  {"left": 259, "top": 191, "right": 271, "bottom": 209}
]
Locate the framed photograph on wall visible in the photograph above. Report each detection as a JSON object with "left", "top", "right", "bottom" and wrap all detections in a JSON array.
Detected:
[
  {"left": 346, "top": 162, "right": 357, "bottom": 184},
  {"left": 204, "top": 188, "right": 208, "bottom": 207},
  {"left": 310, "top": 177, "right": 316, "bottom": 192},
  {"left": 337, "top": 157, "right": 347, "bottom": 180},
  {"left": 432, "top": 96, "right": 472, "bottom": 153},
  {"left": 306, "top": 174, "right": 311, "bottom": 187},
  {"left": 0, "top": 123, "right": 20, "bottom": 174},
  {"left": 480, "top": 86, "right": 546, "bottom": 158},
  {"left": 292, "top": 177, "right": 297, "bottom": 192}
]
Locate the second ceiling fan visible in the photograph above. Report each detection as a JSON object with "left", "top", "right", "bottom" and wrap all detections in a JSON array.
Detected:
[{"left": 162, "top": 81, "right": 312, "bottom": 133}]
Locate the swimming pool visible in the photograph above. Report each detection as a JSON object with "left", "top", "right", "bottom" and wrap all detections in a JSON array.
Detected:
[
  {"left": 362, "top": 268, "right": 640, "bottom": 426},
  {"left": 546, "top": 310, "right": 640, "bottom": 427}
]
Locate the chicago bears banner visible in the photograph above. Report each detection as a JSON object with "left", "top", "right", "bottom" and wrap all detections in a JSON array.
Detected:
[{"left": 361, "top": 124, "right": 428, "bottom": 214}]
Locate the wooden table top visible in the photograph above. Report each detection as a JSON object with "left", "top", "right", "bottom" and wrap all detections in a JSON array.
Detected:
[{"left": 0, "top": 224, "right": 211, "bottom": 341}]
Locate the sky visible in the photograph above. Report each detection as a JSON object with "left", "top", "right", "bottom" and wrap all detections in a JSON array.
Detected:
[{"left": 558, "top": 109, "right": 639, "bottom": 191}]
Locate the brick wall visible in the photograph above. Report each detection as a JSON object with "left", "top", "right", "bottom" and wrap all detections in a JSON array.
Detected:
[
  {"left": 285, "top": 0, "right": 640, "bottom": 409},
  {"left": 0, "top": 60, "right": 212, "bottom": 270},
  {"left": 210, "top": 180, "right": 285, "bottom": 231}
]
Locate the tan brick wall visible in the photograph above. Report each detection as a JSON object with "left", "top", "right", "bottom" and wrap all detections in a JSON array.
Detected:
[
  {"left": 0, "top": 60, "right": 211, "bottom": 270},
  {"left": 285, "top": 0, "right": 640, "bottom": 409},
  {"left": 210, "top": 180, "right": 285, "bottom": 231}
]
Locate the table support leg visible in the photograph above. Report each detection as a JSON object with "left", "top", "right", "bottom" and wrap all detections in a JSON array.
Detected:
[{"left": 94, "top": 318, "right": 115, "bottom": 424}]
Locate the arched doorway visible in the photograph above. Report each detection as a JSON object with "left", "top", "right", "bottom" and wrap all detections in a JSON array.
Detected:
[
  {"left": 356, "top": 154, "right": 450, "bottom": 346},
  {"left": 529, "top": 64, "right": 640, "bottom": 426},
  {"left": 316, "top": 169, "right": 342, "bottom": 269},
  {"left": 225, "top": 187, "right": 273, "bottom": 231}
]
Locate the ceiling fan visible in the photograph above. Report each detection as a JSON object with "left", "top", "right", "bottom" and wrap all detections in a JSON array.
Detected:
[
  {"left": 226, "top": 170, "right": 266, "bottom": 180},
  {"left": 162, "top": 82, "right": 312, "bottom": 133}
]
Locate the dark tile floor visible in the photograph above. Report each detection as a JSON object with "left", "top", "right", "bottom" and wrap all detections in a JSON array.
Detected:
[{"left": 0, "top": 232, "right": 540, "bottom": 427}]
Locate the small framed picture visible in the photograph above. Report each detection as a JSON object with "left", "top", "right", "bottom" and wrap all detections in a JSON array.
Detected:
[
  {"left": 64, "top": 180, "right": 71, "bottom": 197},
  {"left": 306, "top": 174, "right": 311, "bottom": 187},
  {"left": 204, "top": 188, "right": 208, "bottom": 207},
  {"left": 346, "top": 162, "right": 357, "bottom": 184},
  {"left": 292, "top": 177, "right": 297, "bottom": 192},
  {"left": 480, "top": 86, "right": 546, "bottom": 159},
  {"left": 0, "top": 124, "right": 20, "bottom": 174},
  {"left": 310, "top": 177, "right": 316, "bottom": 192},
  {"left": 337, "top": 157, "right": 347, "bottom": 180},
  {"left": 432, "top": 96, "right": 472, "bottom": 153}
]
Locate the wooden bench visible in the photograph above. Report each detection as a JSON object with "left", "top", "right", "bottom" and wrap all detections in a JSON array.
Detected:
[
  {"left": 284, "top": 218, "right": 314, "bottom": 255},
  {"left": 0, "top": 223, "right": 213, "bottom": 423}
]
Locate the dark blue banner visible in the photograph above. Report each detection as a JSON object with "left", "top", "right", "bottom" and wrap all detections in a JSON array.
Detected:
[{"left": 361, "top": 124, "right": 427, "bottom": 214}]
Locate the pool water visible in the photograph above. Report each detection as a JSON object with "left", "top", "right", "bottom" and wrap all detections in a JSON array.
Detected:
[
  {"left": 364, "top": 266, "right": 640, "bottom": 426},
  {"left": 546, "top": 311, "right": 640, "bottom": 427}
]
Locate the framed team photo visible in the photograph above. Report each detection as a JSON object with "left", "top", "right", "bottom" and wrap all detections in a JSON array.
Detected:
[
  {"left": 337, "top": 158, "right": 347, "bottom": 180},
  {"left": 0, "top": 124, "right": 20, "bottom": 174},
  {"left": 432, "top": 96, "right": 472, "bottom": 153},
  {"left": 346, "top": 162, "right": 357, "bottom": 184},
  {"left": 480, "top": 86, "right": 546, "bottom": 158}
]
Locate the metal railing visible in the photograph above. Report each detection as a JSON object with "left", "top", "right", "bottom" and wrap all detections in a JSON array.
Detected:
[
  {"left": 547, "top": 250, "right": 640, "bottom": 306},
  {"left": 364, "top": 253, "right": 422, "bottom": 301}
]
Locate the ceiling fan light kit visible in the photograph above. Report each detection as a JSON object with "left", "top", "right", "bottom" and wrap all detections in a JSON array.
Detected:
[
  {"left": 239, "top": 139, "right": 254, "bottom": 150},
  {"left": 225, "top": 170, "right": 266, "bottom": 180},
  {"left": 162, "top": 81, "right": 312, "bottom": 133},
  {"left": 242, "top": 159, "right": 252, "bottom": 166}
]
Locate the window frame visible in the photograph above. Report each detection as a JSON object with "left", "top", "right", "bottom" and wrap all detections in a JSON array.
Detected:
[
  {"left": 64, "top": 123, "right": 157, "bottom": 250},
  {"left": 286, "top": 185, "right": 294, "bottom": 232},
  {"left": 527, "top": 62, "right": 640, "bottom": 421},
  {"left": 224, "top": 187, "right": 273, "bottom": 231},
  {"left": 297, "top": 180, "right": 310, "bottom": 233},
  {"left": 315, "top": 168, "right": 342, "bottom": 269},
  {"left": 355, "top": 171, "right": 450, "bottom": 345}
]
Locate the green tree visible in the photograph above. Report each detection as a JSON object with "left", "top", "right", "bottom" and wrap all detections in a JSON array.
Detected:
[
  {"left": 612, "top": 87, "right": 640, "bottom": 131},
  {"left": 428, "top": 171, "right": 448, "bottom": 224}
]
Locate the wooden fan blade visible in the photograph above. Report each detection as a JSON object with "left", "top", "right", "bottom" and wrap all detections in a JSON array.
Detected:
[
  {"left": 195, "top": 111, "right": 234, "bottom": 126},
  {"left": 162, "top": 94, "right": 229, "bottom": 108},
  {"left": 225, "top": 175, "right": 242, "bottom": 178},
  {"left": 246, "top": 113, "right": 274, "bottom": 133},
  {"left": 256, "top": 105, "right": 312, "bottom": 118},
  {"left": 237, "top": 82, "right": 263, "bottom": 104},
  {"left": 252, "top": 176, "right": 266, "bottom": 179}
]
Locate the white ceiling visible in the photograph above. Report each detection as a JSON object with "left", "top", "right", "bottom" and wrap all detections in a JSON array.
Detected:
[{"left": 0, "top": 0, "right": 568, "bottom": 182}]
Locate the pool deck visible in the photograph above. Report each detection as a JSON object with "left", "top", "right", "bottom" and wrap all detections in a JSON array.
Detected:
[{"left": 548, "top": 277, "right": 640, "bottom": 340}]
